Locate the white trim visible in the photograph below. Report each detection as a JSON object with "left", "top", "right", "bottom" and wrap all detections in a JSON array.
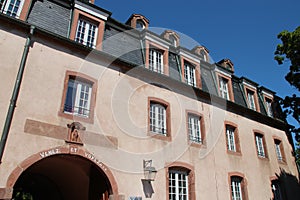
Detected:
[
  {"left": 144, "top": 34, "right": 169, "bottom": 49},
  {"left": 215, "top": 68, "right": 232, "bottom": 78},
  {"left": 75, "top": 3, "right": 108, "bottom": 21},
  {"left": 179, "top": 50, "right": 200, "bottom": 64},
  {"left": 261, "top": 90, "right": 273, "bottom": 99},
  {"left": 2, "top": 0, "right": 25, "bottom": 18},
  {"left": 242, "top": 81, "right": 257, "bottom": 91}
]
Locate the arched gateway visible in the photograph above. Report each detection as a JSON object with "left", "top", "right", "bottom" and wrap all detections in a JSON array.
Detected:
[{"left": 6, "top": 145, "right": 118, "bottom": 200}]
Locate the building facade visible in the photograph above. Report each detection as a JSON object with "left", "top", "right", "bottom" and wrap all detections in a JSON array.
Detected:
[{"left": 0, "top": 0, "right": 299, "bottom": 199}]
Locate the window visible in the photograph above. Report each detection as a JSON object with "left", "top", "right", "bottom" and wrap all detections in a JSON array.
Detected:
[
  {"left": 230, "top": 176, "right": 244, "bottom": 200},
  {"left": 64, "top": 78, "right": 92, "bottom": 117},
  {"left": 226, "top": 125, "right": 236, "bottom": 152},
  {"left": 1, "top": 0, "right": 23, "bottom": 18},
  {"left": 60, "top": 71, "right": 96, "bottom": 122},
  {"left": 75, "top": 18, "right": 98, "bottom": 48},
  {"left": 255, "top": 133, "right": 267, "bottom": 158},
  {"left": 187, "top": 114, "right": 202, "bottom": 143},
  {"left": 150, "top": 102, "right": 167, "bottom": 135},
  {"left": 265, "top": 98, "right": 273, "bottom": 117},
  {"left": 271, "top": 180, "right": 282, "bottom": 200},
  {"left": 169, "top": 171, "right": 189, "bottom": 200},
  {"left": 274, "top": 139, "right": 284, "bottom": 162},
  {"left": 246, "top": 90, "right": 256, "bottom": 110},
  {"left": 219, "top": 77, "right": 230, "bottom": 100},
  {"left": 169, "top": 35, "right": 177, "bottom": 47},
  {"left": 136, "top": 20, "right": 145, "bottom": 29},
  {"left": 184, "top": 63, "right": 196, "bottom": 87},
  {"left": 149, "top": 49, "right": 164, "bottom": 74}
]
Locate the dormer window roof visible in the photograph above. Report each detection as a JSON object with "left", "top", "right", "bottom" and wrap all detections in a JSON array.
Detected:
[
  {"left": 192, "top": 45, "right": 210, "bottom": 62},
  {"left": 126, "top": 14, "right": 149, "bottom": 29},
  {"left": 161, "top": 30, "right": 180, "bottom": 47},
  {"left": 217, "top": 59, "right": 234, "bottom": 72}
]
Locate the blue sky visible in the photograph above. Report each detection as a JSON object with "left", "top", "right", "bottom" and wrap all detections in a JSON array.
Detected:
[{"left": 96, "top": 0, "right": 300, "bottom": 127}]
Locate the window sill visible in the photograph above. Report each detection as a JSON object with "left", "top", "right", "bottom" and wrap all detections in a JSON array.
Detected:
[
  {"left": 148, "top": 131, "right": 171, "bottom": 142},
  {"left": 257, "top": 156, "right": 269, "bottom": 161},
  {"left": 189, "top": 141, "right": 206, "bottom": 148},
  {"left": 227, "top": 150, "right": 242, "bottom": 156},
  {"left": 58, "top": 111, "right": 94, "bottom": 124}
]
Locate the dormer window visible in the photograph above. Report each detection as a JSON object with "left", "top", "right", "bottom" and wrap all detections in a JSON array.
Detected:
[
  {"left": 184, "top": 62, "right": 196, "bottom": 87},
  {"left": 246, "top": 89, "right": 256, "bottom": 111},
  {"left": 219, "top": 77, "right": 230, "bottom": 100},
  {"left": 169, "top": 35, "right": 177, "bottom": 47},
  {"left": 149, "top": 49, "right": 164, "bottom": 74},
  {"left": 192, "top": 45, "right": 210, "bottom": 63},
  {"left": 75, "top": 17, "right": 98, "bottom": 48},
  {"left": 126, "top": 14, "right": 149, "bottom": 29},
  {"left": 265, "top": 98, "right": 273, "bottom": 117},
  {"left": 161, "top": 30, "right": 180, "bottom": 47},
  {"left": 136, "top": 20, "right": 145, "bottom": 29}
]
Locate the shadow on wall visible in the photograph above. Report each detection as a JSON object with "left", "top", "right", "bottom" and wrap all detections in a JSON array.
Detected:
[{"left": 271, "top": 169, "right": 300, "bottom": 200}]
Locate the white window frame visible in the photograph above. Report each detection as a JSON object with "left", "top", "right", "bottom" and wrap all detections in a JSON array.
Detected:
[
  {"left": 247, "top": 90, "right": 256, "bottom": 110},
  {"left": 275, "top": 141, "right": 283, "bottom": 161},
  {"left": 64, "top": 78, "right": 92, "bottom": 118},
  {"left": 226, "top": 126, "right": 236, "bottom": 152},
  {"left": 231, "top": 177, "right": 243, "bottom": 200},
  {"left": 219, "top": 77, "right": 230, "bottom": 100},
  {"left": 188, "top": 114, "right": 201, "bottom": 143},
  {"left": 149, "top": 49, "right": 164, "bottom": 74},
  {"left": 75, "top": 18, "right": 98, "bottom": 48},
  {"left": 265, "top": 99, "right": 273, "bottom": 117},
  {"left": 150, "top": 102, "right": 167, "bottom": 135},
  {"left": 184, "top": 63, "right": 196, "bottom": 87},
  {"left": 169, "top": 171, "right": 189, "bottom": 200},
  {"left": 255, "top": 134, "right": 265, "bottom": 158},
  {"left": 1, "top": 0, "right": 24, "bottom": 18}
]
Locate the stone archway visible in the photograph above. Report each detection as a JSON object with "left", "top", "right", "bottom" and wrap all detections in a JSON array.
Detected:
[{"left": 5, "top": 145, "right": 118, "bottom": 200}]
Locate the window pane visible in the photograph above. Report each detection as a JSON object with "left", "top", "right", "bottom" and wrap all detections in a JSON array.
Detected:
[
  {"left": 64, "top": 78, "right": 92, "bottom": 117},
  {"left": 184, "top": 63, "right": 196, "bottom": 87},
  {"left": 149, "top": 49, "right": 163, "bottom": 74},
  {"left": 75, "top": 18, "right": 98, "bottom": 48},
  {"left": 150, "top": 103, "right": 167, "bottom": 135},
  {"left": 169, "top": 171, "right": 189, "bottom": 200},
  {"left": 231, "top": 177, "right": 243, "bottom": 200},
  {"left": 226, "top": 126, "right": 236, "bottom": 152},
  {"left": 255, "top": 134, "right": 265, "bottom": 157},
  {"left": 188, "top": 114, "right": 201, "bottom": 143}
]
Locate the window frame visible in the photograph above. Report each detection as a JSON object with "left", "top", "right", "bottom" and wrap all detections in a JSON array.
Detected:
[
  {"left": 148, "top": 97, "right": 171, "bottom": 141},
  {"left": 216, "top": 73, "right": 234, "bottom": 101},
  {"left": 224, "top": 122, "right": 241, "bottom": 155},
  {"left": 243, "top": 85, "right": 260, "bottom": 112},
  {"left": 145, "top": 41, "right": 169, "bottom": 76},
  {"left": 180, "top": 56, "right": 201, "bottom": 88},
  {"left": 166, "top": 162, "right": 195, "bottom": 200},
  {"left": 184, "top": 62, "right": 196, "bottom": 87},
  {"left": 186, "top": 111, "right": 205, "bottom": 147},
  {"left": 149, "top": 48, "right": 164, "bottom": 74},
  {"left": 75, "top": 17, "right": 98, "bottom": 48},
  {"left": 59, "top": 71, "right": 97, "bottom": 123},
  {"left": 0, "top": 0, "right": 24, "bottom": 18},
  {"left": 228, "top": 172, "right": 248, "bottom": 200},
  {"left": 70, "top": 10, "right": 106, "bottom": 50},
  {"left": 273, "top": 137, "right": 286, "bottom": 163},
  {"left": 254, "top": 131, "right": 268, "bottom": 159}
]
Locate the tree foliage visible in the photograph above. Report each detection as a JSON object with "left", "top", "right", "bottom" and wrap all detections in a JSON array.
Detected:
[{"left": 274, "top": 26, "right": 300, "bottom": 141}]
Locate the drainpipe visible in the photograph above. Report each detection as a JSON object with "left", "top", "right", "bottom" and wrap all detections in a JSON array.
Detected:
[{"left": 0, "top": 25, "right": 35, "bottom": 163}]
